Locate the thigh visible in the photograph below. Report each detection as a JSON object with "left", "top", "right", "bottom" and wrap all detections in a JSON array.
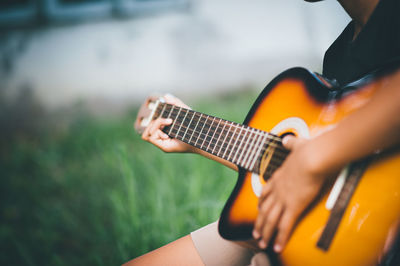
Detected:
[
  {"left": 123, "top": 234, "right": 204, "bottom": 266},
  {"left": 191, "top": 221, "right": 256, "bottom": 266}
]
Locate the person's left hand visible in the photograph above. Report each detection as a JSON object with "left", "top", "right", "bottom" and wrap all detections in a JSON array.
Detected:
[{"left": 252, "top": 135, "right": 337, "bottom": 253}]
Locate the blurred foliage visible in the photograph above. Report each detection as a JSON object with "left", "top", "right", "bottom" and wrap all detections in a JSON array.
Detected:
[{"left": 0, "top": 88, "right": 259, "bottom": 265}]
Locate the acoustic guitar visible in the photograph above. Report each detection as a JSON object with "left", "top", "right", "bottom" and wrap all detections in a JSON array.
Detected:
[{"left": 135, "top": 65, "right": 400, "bottom": 265}]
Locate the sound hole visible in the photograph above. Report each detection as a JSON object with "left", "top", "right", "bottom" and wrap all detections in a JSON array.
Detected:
[{"left": 280, "top": 131, "right": 296, "bottom": 138}]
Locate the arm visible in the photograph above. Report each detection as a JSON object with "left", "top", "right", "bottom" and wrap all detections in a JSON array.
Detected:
[
  {"left": 140, "top": 94, "right": 238, "bottom": 172},
  {"left": 253, "top": 70, "right": 400, "bottom": 252}
]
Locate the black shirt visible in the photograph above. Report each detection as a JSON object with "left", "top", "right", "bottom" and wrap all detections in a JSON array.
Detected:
[{"left": 322, "top": 0, "right": 400, "bottom": 85}]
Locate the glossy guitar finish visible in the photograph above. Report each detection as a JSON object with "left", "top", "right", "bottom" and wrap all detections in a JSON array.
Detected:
[{"left": 218, "top": 67, "right": 400, "bottom": 265}]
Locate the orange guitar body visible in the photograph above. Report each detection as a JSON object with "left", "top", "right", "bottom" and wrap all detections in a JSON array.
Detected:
[{"left": 218, "top": 67, "right": 400, "bottom": 265}]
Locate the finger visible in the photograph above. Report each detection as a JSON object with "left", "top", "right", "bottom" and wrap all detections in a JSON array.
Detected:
[
  {"left": 142, "top": 118, "right": 172, "bottom": 143},
  {"left": 164, "top": 94, "right": 190, "bottom": 109},
  {"left": 149, "top": 118, "right": 172, "bottom": 136},
  {"left": 149, "top": 130, "right": 171, "bottom": 150},
  {"left": 149, "top": 129, "right": 169, "bottom": 142},
  {"left": 163, "top": 93, "right": 176, "bottom": 103},
  {"left": 161, "top": 118, "right": 173, "bottom": 127},
  {"left": 274, "top": 210, "right": 297, "bottom": 253},
  {"left": 258, "top": 182, "right": 273, "bottom": 208},
  {"left": 158, "top": 118, "right": 173, "bottom": 137},
  {"left": 146, "top": 120, "right": 158, "bottom": 137},
  {"left": 282, "top": 135, "right": 297, "bottom": 150},
  {"left": 159, "top": 129, "right": 170, "bottom": 140},
  {"left": 149, "top": 125, "right": 170, "bottom": 141},
  {"left": 253, "top": 194, "right": 276, "bottom": 239},
  {"left": 258, "top": 203, "right": 283, "bottom": 249},
  {"left": 141, "top": 121, "right": 154, "bottom": 140}
]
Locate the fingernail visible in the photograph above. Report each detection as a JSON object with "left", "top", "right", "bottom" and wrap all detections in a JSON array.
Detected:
[
  {"left": 258, "top": 240, "right": 267, "bottom": 249},
  {"left": 164, "top": 93, "right": 175, "bottom": 99},
  {"left": 252, "top": 230, "right": 260, "bottom": 239},
  {"left": 274, "top": 244, "right": 281, "bottom": 253},
  {"left": 166, "top": 118, "right": 172, "bottom": 123}
]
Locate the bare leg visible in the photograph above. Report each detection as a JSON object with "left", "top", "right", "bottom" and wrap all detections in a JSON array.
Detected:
[{"left": 123, "top": 234, "right": 204, "bottom": 266}]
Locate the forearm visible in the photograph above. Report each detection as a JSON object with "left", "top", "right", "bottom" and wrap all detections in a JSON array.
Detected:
[{"left": 309, "top": 71, "right": 400, "bottom": 174}]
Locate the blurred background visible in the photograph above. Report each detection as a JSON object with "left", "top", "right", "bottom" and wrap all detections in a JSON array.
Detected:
[{"left": 0, "top": 0, "right": 349, "bottom": 265}]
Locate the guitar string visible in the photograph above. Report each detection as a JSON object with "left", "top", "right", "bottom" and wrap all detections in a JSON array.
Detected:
[
  {"left": 168, "top": 124, "right": 289, "bottom": 162},
  {"left": 156, "top": 106, "right": 286, "bottom": 154},
  {"left": 143, "top": 103, "right": 289, "bottom": 174},
  {"left": 154, "top": 103, "right": 290, "bottom": 168},
  {"left": 159, "top": 108, "right": 289, "bottom": 157},
  {"left": 167, "top": 122, "right": 289, "bottom": 159},
  {"left": 175, "top": 113, "right": 285, "bottom": 145},
  {"left": 154, "top": 110, "right": 288, "bottom": 173},
  {"left": 167, "top": 126, "right": 289, "bottom": 171},
  {"left": 158, "top": 111, "right": 290, "bottom": 169},
  {"left": 157, "top": 103, "right": 285, "bottom": 143}
]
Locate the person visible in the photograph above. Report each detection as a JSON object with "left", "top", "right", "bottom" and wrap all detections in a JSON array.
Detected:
[{"left": 125, "top": 0, "right": 400, "bottom": 265}]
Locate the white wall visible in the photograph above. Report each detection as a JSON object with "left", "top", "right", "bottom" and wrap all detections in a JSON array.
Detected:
[{"left": 3, "top": 0, "right": 350, "bottom": 111}]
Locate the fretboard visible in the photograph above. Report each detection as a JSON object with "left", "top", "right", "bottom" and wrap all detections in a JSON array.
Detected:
[{"left": 153, "top": 102, "right": 289, "bottom": 177}]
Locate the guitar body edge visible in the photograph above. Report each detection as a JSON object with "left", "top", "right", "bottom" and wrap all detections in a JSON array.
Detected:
[{"left": 218, "top": 67, "right": 400, "bottom": 265}]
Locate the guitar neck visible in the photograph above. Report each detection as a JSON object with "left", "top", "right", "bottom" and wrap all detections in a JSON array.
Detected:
[{"left": 153, "top": 102, "right": 288, "bottom": 175}]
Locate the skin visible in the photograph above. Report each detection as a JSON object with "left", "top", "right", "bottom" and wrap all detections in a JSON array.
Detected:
[
  {"left": 253, "top": 70, "right": 400, "bottom": 252},
  {"left": 127, "top": 0, "right": 400, "bottom": 264},
  {"left": 123, "top": 235, "right": 204, "bottom": 266},
  {"left": 337, "top": 0, "right": 380, "bottom": 39},
  {"left": 141, "top": 94, "right": 238, "bottom": 171},
  {"left": 253, "top": 0, "right": 387, "bottom": 252}
]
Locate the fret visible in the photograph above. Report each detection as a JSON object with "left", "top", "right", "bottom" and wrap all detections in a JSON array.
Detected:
[
  {"left": 249, "top": 132, "right": 268, "bottom": 171},
  {"left": 151, "top": 104, "right": 288, "bottom": 173},
  {"left": 231, "top": 127, "right": 248, "bottom": 164},
  {"left": 188, "top": 112, "right": 201, "bottom": 144},
  {"left": 166, "top": 105, "right": 174, "bottom": 118},
  {"left": 214, "top": 121, "right": 228, "bottom": 156},
  {"left": 178, "top": 110, "right": 193, "bottom": 142},
  {"left": 239, "top": 128, "right": 253, "bottom": 166},
  {"left": 176, "top": 108, "right": 189, "bottom": 138},
  {"left": 173, "top": 108, "right": 187, "bottom": 137},
  {"left": 169, "top": 108, "right": 182, "bottom": 138},
  {"left": 206, "top": 117, "right": 218, "bottom": 150},
  {"left": 265, "top": 139, "right": 280, "bottom": 178},
  {"left": 221, "top": 122, "right": 236, "bottom": 159},
  {"left": 192, "top": 113, "right": 206, "bottom": 146},
  {"left": 217, "top": 122, "right": 231, "bottom": 158},
  {"left": 209, "top": 119, "right": 224, "bottom": 154},
  {"left": 182, "top": 110, "right": 196, "bottom": 142},
  {"left": 185, "top": 110, "right": 199, "bottom": 141},
  {"left": 241, "top": 128, "right": 256, "bottom": 168},
  {"left": 207, "top": 119, "right": 221, "bottom": 152},
  {"left": 194, "top": 114, "right": 208, "bottom": 147},
  {"left": 254, "top": 138, "right": 270, "bottom": 173},
  {"left": 198, "top": 115, "right": 211, "bottom": 147},
  {"left": 160, "top": 103, "right": 167, "bottom": 117},
  {"left": 183, "top": 112, "right": 193, "bottom": 136},
  {"left": 250, "top": 131, "right": 265, "bottom": 170},
  {"left": 160, "top": 105, "right": 174, "bottom": 133},
  {"left": 265, "top": 138, "right": 288, "bottom": 178},
  {"left": 235, "top": 128, "right": 252, "bottom": 166},
  {"left": 243, "top": 129, "right": 260, "bottom": 169},
  {"left": 201, "top": 116, "right": 215, "bottom": 149},
  {"left": 227, "top": 125, "right": 243, "bottom": 162},
  {"left": 168, "top": 107, "right": 182, "bottom": 136},
  {"left": 273, "top": 140, "right": 288, "bottom": 164},
  {"left": 155, "top": 103, "right": 166, "bottom": 119}
]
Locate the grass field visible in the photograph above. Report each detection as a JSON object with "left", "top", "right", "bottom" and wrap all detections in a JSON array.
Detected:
[{"left": 0, "top": 90, "right": 259, "bottom": 265}]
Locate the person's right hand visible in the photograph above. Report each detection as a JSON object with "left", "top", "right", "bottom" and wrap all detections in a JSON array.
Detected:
[{"left": 141, "top": 94, "right": 195, "bottom": 153}]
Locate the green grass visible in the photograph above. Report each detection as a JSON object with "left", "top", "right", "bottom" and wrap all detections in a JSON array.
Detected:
[{"left": 0, "top": 90, "right": 259, "bottom": 265}]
